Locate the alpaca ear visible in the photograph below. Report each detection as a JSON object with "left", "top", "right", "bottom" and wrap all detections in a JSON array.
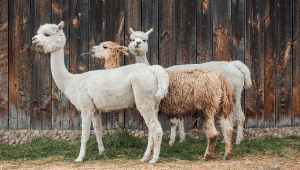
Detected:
[
  {"left": 57, "top": 21, "right": 64, "bottom": 30},
  {"left": 129, "top": 28, "right": 134, "bottom": 34},
  {"left": 114, "top": 46, "right": 129, "bottom": 56},
  {"left": 145, "top": 28, "right": 153, "bottom": 36}
]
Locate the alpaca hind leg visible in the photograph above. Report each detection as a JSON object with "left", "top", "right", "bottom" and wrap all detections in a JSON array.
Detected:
[
  {"left": 140, "top": 132, "right": 154, "bottom": 162},
  {"left": 220, "top": 115, "right": 233, "bottom": 160},
  {"left": 149, "top": 118, "right": 163, "bottom": 163},
  {"left": 169, "top": 118, "right": 179, "bottom": 146},
  {"left": 235, "top": 104, "right": 245, "bottom": 144},
  {"left": 178, "top": 118, "right": 185, "bottom": 142},
  {"left": 201, "top": 113, "right": 218, "bottom": 160},
  {"left": 91, "top": 111, "right": 105, "bottom": 154},
  {"left": 75, "top": 110, "right": 92, "bottom": 162}
]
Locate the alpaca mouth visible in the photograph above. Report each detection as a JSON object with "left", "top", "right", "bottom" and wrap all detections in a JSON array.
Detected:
[{"left": 31, "top": 43, "right": 44, "bottom": 53}]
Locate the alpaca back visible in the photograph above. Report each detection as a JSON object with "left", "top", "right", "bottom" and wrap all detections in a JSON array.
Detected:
[{"left": 159, "top": 68, "right": 233, "bottom": 119}]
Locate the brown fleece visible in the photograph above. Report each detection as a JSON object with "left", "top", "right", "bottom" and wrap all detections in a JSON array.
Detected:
[{"left": 159, "top": 68, "right": 233, "bottom": 119}]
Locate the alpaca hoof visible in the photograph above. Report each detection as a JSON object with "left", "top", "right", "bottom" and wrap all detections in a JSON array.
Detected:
[
  {"left": 98, "top": 150, "right": 104, "bottom": 155},
  {"left": 140, "top": 158, "right": 147, "bottom": 162},
  {"left": 169, "top": 140, "right": 175, "bottom": 146},
  {"left": 74, "top": 158, "right": 83, "bottom": 162},
  {"left": 235, "top": 139, "right": 242, "bottom": 144},
  {"left": 149, "top": 158, "right": 158, "bottom": 164}
]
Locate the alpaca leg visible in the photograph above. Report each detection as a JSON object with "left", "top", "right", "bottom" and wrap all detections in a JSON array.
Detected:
[
  {"left": 201, "top": 113, "right": 218, "bottom": 160},
  {"left": 178, "top": 118, "right": 186, "bottom": 142},
  {"left": 149, "top": 118, "right": 163, "bottom": 163},
  {"left": 75, "top": 110, "right": 92, "bottom": 162},
  {"left": 91, "top": 111, "right": 105, "bottom": 154},
  {"left": 169, "top": 118, "right": 179, "bottom": 146},
  {"left": 220, "top": 115, "right": 233, "bottom": 160},
  {"left": 139, "top": 108, "right": 163, "bottom": 163},
  {"left": 140, "top": 131, "right": 154, "bottom": 162},
  {"left": 235, "top": 103, "right": 245, "bottom": 144}
]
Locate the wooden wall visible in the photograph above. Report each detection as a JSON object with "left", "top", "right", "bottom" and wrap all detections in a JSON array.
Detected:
[{"left": 0, "top": 0, "right": 299, "bottom": 130}]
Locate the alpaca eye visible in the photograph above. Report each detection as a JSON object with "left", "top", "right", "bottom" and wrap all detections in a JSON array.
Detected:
[
  {"left": 103, "top": 46, "right": 108, "bottom": 49},
  {"left": 132, "top": 39, "right": 135, "bottom": 41},
  {"left": 45, "top": 34, "right": 50, "bottom": 37},
  {"left": 143, "top": 40, "right": 146, "bottom": 42}
]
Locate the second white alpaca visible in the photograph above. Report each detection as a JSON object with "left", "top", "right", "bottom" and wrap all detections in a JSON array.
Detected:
[{"left": 128, "top": 28, "right": 252, "bottom": 144}]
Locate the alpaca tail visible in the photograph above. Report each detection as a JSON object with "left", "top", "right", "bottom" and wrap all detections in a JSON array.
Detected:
[
  {"left": 150, "top": 65, "right": 169, "bottom": 101},
  {"left": 230, "top": 60, "right": 252, "bottom": 89}
]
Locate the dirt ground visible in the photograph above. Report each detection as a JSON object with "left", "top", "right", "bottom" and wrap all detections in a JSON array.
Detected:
[{"left": 1, "top": 155, "right": 300, "bottom": 170}]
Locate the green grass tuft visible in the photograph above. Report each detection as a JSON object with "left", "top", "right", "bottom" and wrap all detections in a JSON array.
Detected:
[{"left": 0, "top": 127, "right": 299, "bottom": 162}]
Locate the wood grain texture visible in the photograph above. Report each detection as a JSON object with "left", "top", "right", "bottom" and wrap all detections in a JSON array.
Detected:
[
  {"left": 30, "top": 0, "right": 53, "bottom": 130},
  {"left": 89, "top": 0, "right": 107, "bottom": 130},
  {"left": 158, "top": 0, "right": 176, "bottom": 130},
  {"left": 69, "top": 0, "right": 89, "bottom": 130},
  {"left": 0, "top": 0, "right": 8, "bottom": 129},
  {"left": 212, "top": 0, "right": 232, "bottom": 61},
  {"left": 106, "top": 0, "right": 125, "bottom": 130},
  {"left": 175, "top": 0, "right": 197, "bottom": 130},
  {"left": 8, "top": 0, "right": 31, "bottom": 130},
  {"left": 245, "top": 0, "right": 265, "bottom": 128},
  {"left": 142, "top": 0, "right": 158, "bottom": 65},
  {"left": 197, "top": 0, "right": 213, "bottom": 64},
  {"left": 275, "top": 0, "right": 293, "bottom": 127},
  {"left": 292, "top": 0, "right": 300, "bottom": 126},
  {"left": 52, "top": 0, "right": 70, "bottom": 130},
  {"left": 232, "top": 0, "right": 246, "bottom": 128},
  {"left": 125, "top": 0, "right": 143, "bottom": 130},
  {"left": 264, "top": 0, "right": 276, "bottom": 127}
]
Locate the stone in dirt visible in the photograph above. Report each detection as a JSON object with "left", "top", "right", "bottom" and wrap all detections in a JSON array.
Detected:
[{"left": 8, "top": 139, "right": 14, "bottom": 145}]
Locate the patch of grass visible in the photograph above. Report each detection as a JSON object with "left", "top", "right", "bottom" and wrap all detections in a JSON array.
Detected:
[{"left": 0, "top": 127, "right": 299, "bottom": 163}]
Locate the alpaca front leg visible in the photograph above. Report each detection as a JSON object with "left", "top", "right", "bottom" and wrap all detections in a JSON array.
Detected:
[
  {"left": 75, "top": 111, "right": 92, "bottom": 162},
  {"left": 220, "top": 115, "right": 233, "bottom": 160},
  {"left": 92, "top": 111, "right": 105, "bottom": 154},
  {"left": 178, "top": 118, "right": 185, "bottom": 142},
  {"left": 169, "top": 118, "right": 178, "bottom": 146},
  {"left": 202, "top": 113, "right": 218, "bottom": 160}
]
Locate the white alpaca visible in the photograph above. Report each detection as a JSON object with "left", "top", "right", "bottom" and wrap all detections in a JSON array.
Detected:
[
  {"left": 128, "top": 28, "right": 252, "bottom": 145},
  {"left": 93, "top": 44, "right": 234, "bottom": 160},
  {"left": 31, "top": 21, "right": 169, "bottom": 163}
]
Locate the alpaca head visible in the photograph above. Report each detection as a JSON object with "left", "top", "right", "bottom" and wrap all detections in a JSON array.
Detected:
[
  {"left": 128, "top": 28, "right": 153, "bottom": 56},
  {"left": 90, "top": 41, "right": 128, "bottom": 59},
  {"left": 32, "top": 21, "right": 66, "bottom": 53}
]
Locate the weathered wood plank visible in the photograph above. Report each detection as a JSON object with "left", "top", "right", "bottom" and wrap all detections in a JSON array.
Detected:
[
  {"left": 275, "top": 0, "right": 293, "bottom": 127},
  {"left": 263, "top": 0, "right": 277, "bottom": 127},
  {"left": 245, "top": 0, "right": 265, "bottom": 128},
  {"left": 89, "top": 0, "right": 107, "bottom": 130},
  {"left": 175, "top": 0, "right": 197, "bottom": 130},
  {"left": 212, "top": 0, "right": 232, "bottom": 61},
  {"left": 0, "top": 0, "right": 8, "bottom": 129},
  {"left": 9, "top": 0, "right": 31, "bottom": 130},
  {"left": 124, "top": 0, "right": 142, "bottom": 130},
  {"left": 142, "top": 0, "right": 158, "bottom": 65},
  {"left": 30, "top": 0, "right": 53, "bottom": 130},
  {"left": 52, "top": 0, "right": 70, "bottom": 130},
  {"left": 69, "top": 0, "right": 90, "bottom": 130},
  {"left": 106, "top": 0, "right": 125, "bottom": 130},
  {"left": 141, "top": 0, "right": 158, "bottom": 130},
  {"left": 292, "top": 0, "right": 300, "bottom": 126},
  {"left": 158, "top": 0, "right": 176, "bottom": 130},
  {"left": 197, "top": 0, "right": 213, "bottom": 64}
]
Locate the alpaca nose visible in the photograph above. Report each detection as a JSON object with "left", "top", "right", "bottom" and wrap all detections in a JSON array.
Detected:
[{"left": 136, "top": 41, "right": 141, "bottom": 44}]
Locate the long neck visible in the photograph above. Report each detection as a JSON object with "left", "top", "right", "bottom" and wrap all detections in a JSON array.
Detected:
[
  {"left": 50, "top": 48, "right": 73, "bottom": 92},
  {"left": 135, "top": 53, "right": 150, "bottom": 65},
  {"left": 104, "top": 51, "right": 121, "bottom": 69}
]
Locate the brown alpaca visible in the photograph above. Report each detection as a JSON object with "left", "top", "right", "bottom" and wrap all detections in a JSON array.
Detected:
[
  {"left": 160, "top": 68, "right": 234, "bottom": 159},
  {"left": 91, "top": 43, "right": 234, "bottom": 160},
  {"left": 90, "top": 41, "right": 128, "bottom": 69}
]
